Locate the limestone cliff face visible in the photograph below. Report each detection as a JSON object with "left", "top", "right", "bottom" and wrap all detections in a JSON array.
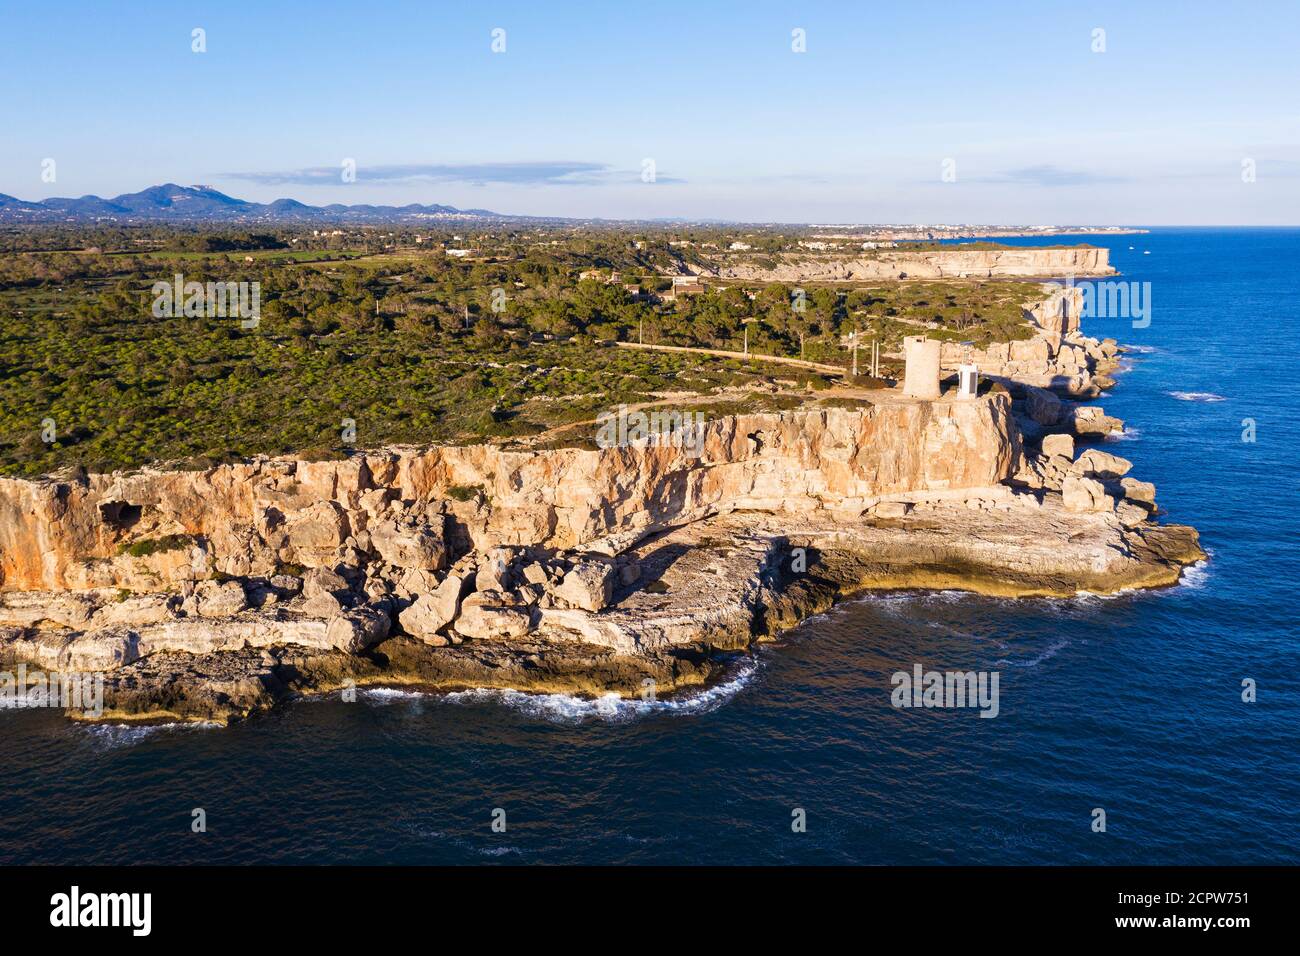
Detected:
[
  {"left": 0, "top": 396, "right": 1017, "bottom": 593},
  {"left": 714, "top": 247, "right": 1113, "bottom": 282}
]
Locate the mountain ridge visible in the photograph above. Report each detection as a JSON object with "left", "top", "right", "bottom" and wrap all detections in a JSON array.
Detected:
[{"left": 0, "top": 183, "right": 513, "bottom": 224}]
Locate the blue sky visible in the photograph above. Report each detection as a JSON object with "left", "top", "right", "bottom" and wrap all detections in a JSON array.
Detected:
[{"left": 2, "top": 0, "right": 1297, "bottom": 223}]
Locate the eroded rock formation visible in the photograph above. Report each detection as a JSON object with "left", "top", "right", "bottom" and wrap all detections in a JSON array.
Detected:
[
  {"left": 714, "top": 247, "right": 1114, "bottom": 282},
  {"left": 0, "top": 398, "right": 1016, "bottom": 593}
]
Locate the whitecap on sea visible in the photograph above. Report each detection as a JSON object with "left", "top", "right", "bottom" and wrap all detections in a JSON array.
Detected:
[
  {"left": 1167, "top": 391, "right": 1226, "bottom": 402},
  {"left": 993, "top": 638, "right": 1068, "bottom": 669}
]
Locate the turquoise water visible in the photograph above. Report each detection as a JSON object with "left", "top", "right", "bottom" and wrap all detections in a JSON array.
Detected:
[{"left": 1, "top": 228, "right": 1297, "bottom": 865}]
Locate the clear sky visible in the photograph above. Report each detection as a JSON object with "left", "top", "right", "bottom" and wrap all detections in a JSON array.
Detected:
[{"left": 2, "top": 0, "right": 1297, "bottom": 223}]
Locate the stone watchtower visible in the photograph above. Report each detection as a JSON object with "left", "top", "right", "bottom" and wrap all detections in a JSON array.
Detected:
[{"left": 902, "top": 336, "right": 941, "bottom": 399}]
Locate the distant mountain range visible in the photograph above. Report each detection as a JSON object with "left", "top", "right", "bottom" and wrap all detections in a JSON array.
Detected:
[{"left": 0, "top": 183, "right": 515, "bottom": 224}]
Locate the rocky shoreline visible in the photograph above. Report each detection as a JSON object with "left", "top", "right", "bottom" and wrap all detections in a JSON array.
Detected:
[{"left": 0, "top": 290, "right": 1204, "bottom": 725}]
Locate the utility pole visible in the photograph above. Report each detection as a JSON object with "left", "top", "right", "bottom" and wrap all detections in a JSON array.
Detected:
[
  {"left": 463, "top": 304, "right": 470, "bottom": 330},
  {"left": 639, "top": 314, "right": 643, "bottom": 345}
]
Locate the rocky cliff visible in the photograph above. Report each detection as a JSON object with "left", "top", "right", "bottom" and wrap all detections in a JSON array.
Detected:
[
  {"left": 0, "top": 314, "right": 1206, "bottom": 725},
  {"left": 714, "top": 247, "right": 1114, "bottom": 282},
  {"left": 0, "top": 396, "right": 1017, "bottom": 594}
]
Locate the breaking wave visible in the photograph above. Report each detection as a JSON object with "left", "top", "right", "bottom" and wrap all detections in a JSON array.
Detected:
[
  {"left": 82, "top": 721, "right": 221, "bottom": 750},
  {"left": 361, "top": 687, "right": 429, "bottom": 704},
  {"left": 1175, "top": 559, "right": 1212, "bottom": 591},
  {"left": 361, "top": 660, "right": 761, "bottom": 725}
]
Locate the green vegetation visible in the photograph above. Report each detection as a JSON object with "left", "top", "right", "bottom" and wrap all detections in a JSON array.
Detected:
[
  {"left": 0, "top": 225, "right": 1050, "bottom": 477},
  {"left": 445, "top": 484, "right": 482, "bottom": 501},
  {"left": 117, "top": 534, "right": 191, "bottom": 558}
]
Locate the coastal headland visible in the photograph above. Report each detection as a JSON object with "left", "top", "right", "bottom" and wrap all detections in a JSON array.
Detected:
[{"left": 0, "top": 275, "right": 1202, "bottom": 724}]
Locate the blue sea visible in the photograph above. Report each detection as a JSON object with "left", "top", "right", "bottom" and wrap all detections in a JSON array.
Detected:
[{"left": 1, "top": 228, "right": 1297, "bottom": 865}]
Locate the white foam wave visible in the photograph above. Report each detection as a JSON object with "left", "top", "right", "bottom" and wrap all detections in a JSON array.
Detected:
[
  {"left": 993, "top": 639, "right": 1068, "bottom": 669},
  {"left": 359, "top": 661, "right": 761, "bottom": 724},
  {"left": 1167, "top": 391, "right": 1226, "bottom": 403},
  {"left": 1175, "top": 558, "right": 1212, "bottom": 591},
  {"left": 361, "top": 687, "right": 428, "bottom": 703},
  {"left": 440, "top": 661, "right": 760, "bottom": 724},
  {"left": 82, "top": 720, "right": 220, "bottom": 749},
  {"left": 848, "top": 588, "right": 987, "bottom": 615},
  {"left": 1124, "top": 344, "right": 1159, "bottom": 354},
  {"left": 1105, "top": 427, "right": 1140, "bottom": 442}
]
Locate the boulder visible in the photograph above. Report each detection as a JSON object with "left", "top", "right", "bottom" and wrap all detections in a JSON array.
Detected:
[
  {"left": 1120, "top": 477, "right": 1157, "bottom": 508},
  {"left": 1061, "top": 475, "right": 1113, "bottom": 513},
  {"left": 301, "top": 590, "right": 344, "bottom": 619},
  {"left": 192, "top": 580, "right": 247, "bottom": 618},
  {"left": 520, "top": 562, "right": 549, "bottom": 587},
  {"left": 1071, "top": 449, "right": 1132, "bottom": 479},
  {"left": 1041, "top": 433, "right": 1075, "bottom": 459},
  {"left": 397, "top": 567, "right": 439, "bottom": 594},
  {"left": 431, "top": 571, "right": 469, "bottom": 623},
  {"left": 284, "top": 501, "right": 350, "bottom": 561},
  {"left": 554, "top": 560, "right": 615, "bottom": 612},
  {"left": 270, "top": 574, "right": 303, "bottom": 594},
  {"left": 1025, "top": 386, "right": 1062, "bottom": 426},
  {"left": 453, "top": 594, "right": 532, "bottom": 640},
  {"left": 473, "top": 549, "right": 514, "bottom": 592},
  {"left": 1116, "top": 502, "right": 1150, "bottom": 528},
  {"left": 398, "top": 592, "right": 456, "bottom": 640},
  {"left": 303, "top": 566, "right": 349, "bottom": 600},
  {"left": 872, "top": 500, "right": 910, "bottom": 519},
  {"left": 1069, "top": 405, "right": 1124, "bottom": 436},
  {"left": 325, "top": 607, "right": 390, "bottom": 653},
  {"left": 368, "top": 516, "right": 446, "bottom": 570},
  {"left": 1010, "top": 338, "right": 1051, "bottom": 364}
]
